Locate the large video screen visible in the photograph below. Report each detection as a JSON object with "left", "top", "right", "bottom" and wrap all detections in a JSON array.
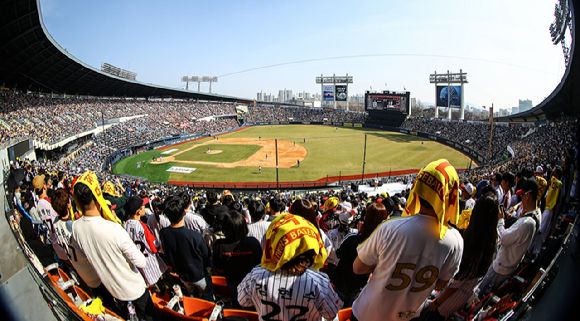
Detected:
[
  {"left": 322, "top": 85, "right": 335, "bottom": 102},
  {"left": 436, "top": 85, "right": 461, "bottom": 108},
  {"left": 365, "top": 92, "right": 410, "bottom": 113}
]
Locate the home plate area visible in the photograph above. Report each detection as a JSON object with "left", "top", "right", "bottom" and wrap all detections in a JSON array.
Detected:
[
  {"left": 161, "top": 148, "right": 179, "bottom": 155},
  {"left": 166, "top": 166, "right": 196, "bottom": 174}
]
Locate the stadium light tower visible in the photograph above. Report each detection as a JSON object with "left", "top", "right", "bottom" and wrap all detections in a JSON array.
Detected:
[{"left": 181, "top": 76, "right": 218, "bottom": 93}]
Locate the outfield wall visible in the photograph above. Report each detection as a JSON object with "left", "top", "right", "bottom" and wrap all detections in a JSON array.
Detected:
[{"left": 167, "top": 168, "right": 423, "bottom": 190}]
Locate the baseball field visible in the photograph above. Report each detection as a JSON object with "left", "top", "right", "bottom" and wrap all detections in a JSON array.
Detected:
[{"left": 112, "top": 125, "right": 473, "bottom": 186}]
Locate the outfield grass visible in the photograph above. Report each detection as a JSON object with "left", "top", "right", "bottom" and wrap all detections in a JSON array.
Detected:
[
  {"left": 174, "top": 144, "right": 261, "bottom": 162},
  {"left": 113, "top": 125, "right": 473, "bottom": 183},
  {"left": 113, "top": 149, "right": 173, "bottom": 183}
]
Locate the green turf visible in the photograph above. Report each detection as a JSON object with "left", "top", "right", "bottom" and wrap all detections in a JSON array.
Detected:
[
  {"left": 113, "top": 125, "right": 474, "bottom": 183},
  {"left": 174, "top": 144, "right": 261, "bottom": 163},
  {"left": 112, "top": 149, "right": 173, "bottom": 183}
]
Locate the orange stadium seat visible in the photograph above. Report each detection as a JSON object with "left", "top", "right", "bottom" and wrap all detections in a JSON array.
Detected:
[
  {"left": 152, "top": 292, "right": 214, "bottom": 321},
  {"left": 338, "top": 307, "right": 353, "bottom": 321},
  {"left": 222, "top": 309, "right": 259, "bottom": 321},
  {"left": 211, "top": 275, "right": 231, "bottom": 298},
  {"left": 182, "top": 296, "right": 216, "bottom": 318}
]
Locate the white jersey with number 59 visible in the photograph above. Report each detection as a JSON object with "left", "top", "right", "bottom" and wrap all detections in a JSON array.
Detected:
[
  {"left": 238, "top": 266, "right": 342, "bottom": 321},
  {"left": 353, "top": 215, "right": 463, "bottom": 321}
]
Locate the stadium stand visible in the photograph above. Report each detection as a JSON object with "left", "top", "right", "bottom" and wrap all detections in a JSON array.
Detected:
[{"left": 1, "top": 0, "right": 580, "bottom": 320}]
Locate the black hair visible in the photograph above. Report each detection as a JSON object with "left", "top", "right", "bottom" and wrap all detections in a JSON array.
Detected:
[
  {"left": 269, "top": 198, "right": 285, "bottom": 213},
  {"left": 163, "top": 194, "right": 188, "bottom": 225},
  {"left": 247, "top": 199, "right": 266, "bottom": 222},
  {"left": 73, "top": 183, "right": 94, "bottom": 212},
  {"left": 281, "top": 249, "right": 316, "bottom": 275},
  {"left": 419, "top": 197, "right": 433, "bottom": 210},
  {"left": 207, "top": 191, "right": 218, "bottom": 204},
  {"left": 223, "top": 208, "right": 249, "bottom": 242},
  {"left": 478, "top": 185, "right": 497, "bottom": 199},
  {"left": 455, "top": 193, "right": 499, "bottom": 280},
  {"left": 501, "top": 172, "right": 516, "bottom": 188},
  {"left": 223, "top": 194, "right": 236, "bottom": 208}
]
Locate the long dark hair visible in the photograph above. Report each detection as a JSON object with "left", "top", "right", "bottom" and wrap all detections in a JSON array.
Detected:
[
  {"left": 455, "top": 193, "right": 499, "bottom": 280},
  {"left": 289, "top": 199, "right": 318, "bottom": 228},
  {"left": 360, "top": 203, "right": 390, "bottom": 241}
]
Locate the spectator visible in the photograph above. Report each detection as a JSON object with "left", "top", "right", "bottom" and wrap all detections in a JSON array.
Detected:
[
  {"left": 123, "top": 196, "right": 168, "bottom": 288},
  {"left": 212, "top": 206, "right": 261, "bottom": 307},
  {"left": 70, "top": 172, "right": 155, "bottom": 320},
  {"left": 246, "top": 199, "right": 270, "bottom": 246},
  {"left": 426, "top": 192, "right": 499, "bottom": 319},
  {"left": 352, "top": 159, "right": 464, "bottom": 321},
  {"left": 160, "top": 194, "right": 211, "bottom": 299},
  {"left": 238, "top": 214, "right": 342, "bottom": 321},
  {"left": 331, "top": 202, "right": 390, "bottom": 307},
  {"left": 477, "top": 178, "right": 541, "bottom": 297}
]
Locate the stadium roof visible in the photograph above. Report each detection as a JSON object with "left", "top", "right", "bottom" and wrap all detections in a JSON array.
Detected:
[
  {"left": 0, "top": 0, "right": 578, "bottom": 118},
  {"left": 497, "top": 0, "right": 578, "bottom": 122},
  {"left": 0, "top": 0, "right": 252, "bottom": 102}
]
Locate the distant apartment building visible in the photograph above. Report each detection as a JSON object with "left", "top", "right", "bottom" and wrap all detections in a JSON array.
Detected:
[{"left": 518, "top": 99, "right": 533, "bottom": 113}]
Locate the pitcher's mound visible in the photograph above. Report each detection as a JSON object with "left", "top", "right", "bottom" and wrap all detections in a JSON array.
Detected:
[{"left": 206, "top": 150, "right": 223, "bottom": 155}]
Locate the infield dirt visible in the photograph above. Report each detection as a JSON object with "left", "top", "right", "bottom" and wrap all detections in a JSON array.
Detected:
[{"left": 150, "top": 137, "right": 307, "bottom": 168}]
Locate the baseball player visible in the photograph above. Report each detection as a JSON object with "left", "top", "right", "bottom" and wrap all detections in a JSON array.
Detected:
[
  {"left": 124, "top": 196, "right": 167, "bottom": 287},
  {"left": 238, "top": 214, "right": 342, "bottom": 321},
  {"left": 352, "top": 159, "right": 464, "bottom": 321}
]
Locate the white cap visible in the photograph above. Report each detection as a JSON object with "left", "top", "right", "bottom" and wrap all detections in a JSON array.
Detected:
[
  {"left": 463, "top": 183, "right": 475, "bottom": 196},
  {"left": 535, "top": 165, "right": 544, "bottom": 174}
]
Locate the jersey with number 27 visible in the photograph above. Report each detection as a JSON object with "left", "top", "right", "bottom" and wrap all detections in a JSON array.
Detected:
[
  {"left": 238, "top": 266, "right": 342, "bottom": 321},
  {"left": 353, "top": 215, "right": 463, "bottom": 321}
]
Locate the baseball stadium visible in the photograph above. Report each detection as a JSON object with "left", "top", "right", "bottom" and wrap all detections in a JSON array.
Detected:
[
  {"left": 113, "top": 125, "right": 473, "bottom": 188},
  {"left": 0, "top": 1, "right": 579, "bottom": 321}
]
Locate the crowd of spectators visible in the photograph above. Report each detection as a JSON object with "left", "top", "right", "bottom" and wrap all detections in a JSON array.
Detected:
[
  {"left": 246, "top": 105, "right": 367, "bottom": 124},
  {"left": 402, "top": 117, "right": 530, "bottom": 161},
  {"left": 2, "top": 87, "right": 579, "bottom": 320},
  {"left": 0, "top": 89, "right": 237, "bottom": 145},
  {"left": 10, "top": 136, "right": 577, "bottom": 320}
]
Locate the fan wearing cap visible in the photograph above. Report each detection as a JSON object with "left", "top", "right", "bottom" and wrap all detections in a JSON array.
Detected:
[
  {"left": 124, "top": 196, "right": 168, "bottom": 288},
  {"left": 351, "top": 159, "right": 464, "bottom": 321},
  {"left": 70, "top": 171, "right": 154, "bottom": 320},
  {"left": 477, "top": 178, "right": 541, "bottom": 298},
  {"left": 320, "top": 196, "right": 340, "bottom": 231},
  {"left": 32, "top": 174, "right": 59, "bottom": 243},
  {"left": 102, "top": 180, "right": 128, "bottom": 222},
  {"left": 237, "top": 214, "right": 342, "bottom": 321},
  {"left": 461, "top": 182, "right": 476, "bottom": 210},
  {"left": 326, "top": 204, "right": 357, "bottom": 267}
]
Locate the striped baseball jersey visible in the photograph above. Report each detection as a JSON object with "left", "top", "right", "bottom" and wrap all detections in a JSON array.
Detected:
[
  {"left": 37, "top": 198, "right": 58, "bottom": 241},
  {"left": 52, "top": 218, "right": 73, "bottom": 261},
  {"left": 238, "top": 266, "right": 342, "bottom": 321},
  {"left": 326, "top": 227, "right": 357, "bottom": 265},
  {"left": 147, "top": 213, "right": 171, "bottom": 246},
  {"left": 247, "top": 220, "right": 271, "bottom": 247},
  {"left": 124, "top": 219, "right": 168, "bottom": 286},
  {"left": 184, "top": 211, "right": 209, "bottom": 233}
]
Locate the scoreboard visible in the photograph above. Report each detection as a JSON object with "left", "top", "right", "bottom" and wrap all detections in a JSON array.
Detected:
[{"left": 365, "top": 91, "right": 410, "bottom": 114}]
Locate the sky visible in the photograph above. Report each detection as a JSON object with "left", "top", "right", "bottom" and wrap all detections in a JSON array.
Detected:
[{"left": 39, "top": 0, "right": 567, "bottom": 110}]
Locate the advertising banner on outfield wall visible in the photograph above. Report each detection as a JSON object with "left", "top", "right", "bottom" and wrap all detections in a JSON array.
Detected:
[
  {"left": 323, "top": 85, "right": 335, "bottom": 101},
  {"left": 436, "top": 85, "right": 461, "bottom": 108},
  {"left": 335, "top": 85, "right": 347, "bottom": 101}
]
